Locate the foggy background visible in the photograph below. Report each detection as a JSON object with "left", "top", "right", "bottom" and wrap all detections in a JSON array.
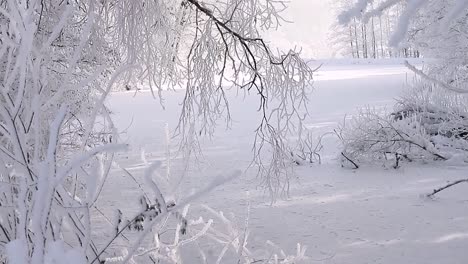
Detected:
[{"left": 266, "top": 0, "right": 335, "bottom": 59}]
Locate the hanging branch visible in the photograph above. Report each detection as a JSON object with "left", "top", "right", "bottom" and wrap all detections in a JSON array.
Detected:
[{"left": 180, "top": 0, "right": 314, "bottom": 198}]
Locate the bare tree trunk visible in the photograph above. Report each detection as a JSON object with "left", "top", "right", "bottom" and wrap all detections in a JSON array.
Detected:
[
  {"left": 379, "top": 16, "right": 385, "bottom": 58},
  {"left": 385, "top": 12, "right": 393, "bottom": 57},
  {"left": 362, "top": 23, "right": 368, "bottom": 58},
  {"left": 371, "top": 16, "right": 377, "bottom": 58},
  {"left": 353, "top": 18, "right": 360, "bottom": 58},
  {"left": 349, "top": 26, "right": 356, "bottom": 58}
]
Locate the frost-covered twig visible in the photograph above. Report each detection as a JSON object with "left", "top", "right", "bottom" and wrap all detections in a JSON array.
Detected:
[{"left": 404, "top": 61, "right": 468, "bottom": 94}]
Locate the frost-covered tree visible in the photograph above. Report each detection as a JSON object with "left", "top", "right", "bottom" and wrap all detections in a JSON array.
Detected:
[{"left": 0, "top": 0, "right": 312, "bottom": 262}]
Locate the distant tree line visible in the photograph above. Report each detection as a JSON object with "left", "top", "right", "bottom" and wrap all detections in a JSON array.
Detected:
[{"left": 329, "top": 0, "right": 420, "bottom": 59}]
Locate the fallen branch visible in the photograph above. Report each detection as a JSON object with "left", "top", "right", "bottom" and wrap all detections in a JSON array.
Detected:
[
  {"left": 427, "top": 178, "right": 468, "bottom": 197},
  {"left": 341, "top": 152, "right": 359, "bottom": 169}
]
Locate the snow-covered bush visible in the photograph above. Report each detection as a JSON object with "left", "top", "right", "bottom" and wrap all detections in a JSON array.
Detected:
[{"left": 339, "top": 80, "right": 468, "bottom": 168}]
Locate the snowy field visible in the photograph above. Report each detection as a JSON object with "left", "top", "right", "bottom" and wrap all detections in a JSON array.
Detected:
[{"left": 100, "top": 61, "right": 468, "bottom": 263}]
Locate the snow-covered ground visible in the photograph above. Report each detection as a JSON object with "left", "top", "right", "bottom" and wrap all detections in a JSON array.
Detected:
[{"left": 99, "top": 61, "right": 468, "bottom": 263}]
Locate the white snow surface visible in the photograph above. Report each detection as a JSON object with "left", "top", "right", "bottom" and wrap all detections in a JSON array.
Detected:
[{"left": 98, "top": 60, "right": 468, "bottom": 263}]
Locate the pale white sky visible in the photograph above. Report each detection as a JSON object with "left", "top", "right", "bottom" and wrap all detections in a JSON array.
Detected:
[{"left": 265, "top": 0, "right": 335, "bottom": 59}]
